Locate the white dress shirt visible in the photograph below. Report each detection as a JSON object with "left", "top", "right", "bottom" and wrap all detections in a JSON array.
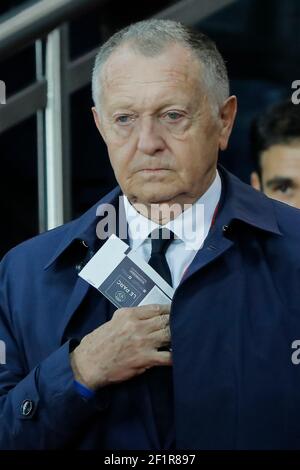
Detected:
[{"left": 123, "top": 171, "right": 222, "bottom": 289}]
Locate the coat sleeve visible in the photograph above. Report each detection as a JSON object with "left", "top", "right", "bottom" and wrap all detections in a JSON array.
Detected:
[{"left": 0, "top": 253, "right": 109, "bottom": 449}]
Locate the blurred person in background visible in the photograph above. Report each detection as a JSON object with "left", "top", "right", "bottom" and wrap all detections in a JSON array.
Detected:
[{"left": 250, "top": 100, "right": 300, "bottom": 208}]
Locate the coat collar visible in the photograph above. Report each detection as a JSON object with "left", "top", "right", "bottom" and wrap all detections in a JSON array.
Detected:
[
  {"left": 44, "top": 165, "right": 282, "bottom": 270},
  {"left": 44, "top": 186, "right": 122, "bottom": 270},
  {"left": 218, "top": 165, "right": 282, "bottom": 236}
]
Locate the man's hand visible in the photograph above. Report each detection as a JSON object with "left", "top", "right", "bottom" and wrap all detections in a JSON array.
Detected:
[{"left": 70, "top": 304, "right": 171, "bottom": 390}]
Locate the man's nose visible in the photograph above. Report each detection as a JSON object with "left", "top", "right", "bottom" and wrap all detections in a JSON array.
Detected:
[{"left": 136, "top": 117, "right": 165, "bottom": 155}]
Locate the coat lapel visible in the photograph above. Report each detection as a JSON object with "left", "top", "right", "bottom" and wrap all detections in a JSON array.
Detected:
[{"left": 180, "top": 233, "right": 234, "bottom": 287}]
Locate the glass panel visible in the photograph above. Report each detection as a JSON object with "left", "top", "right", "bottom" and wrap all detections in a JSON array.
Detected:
[
  {"left": 69, "top": 0, "right": 175, "bottom": 59},
  {"left": 71, "top": 85, "right": 116, "bottom": 218},
  {"left": 0, "top": 116, "right": 38, "bottom": 259},
  {"left": 0, "top": 46, "right": 35, "bottom": 98}
]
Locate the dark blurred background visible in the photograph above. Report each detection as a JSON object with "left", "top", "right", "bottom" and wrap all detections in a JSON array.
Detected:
[{"left": 0, "top": 0, "right": 299, "bottom": 258}]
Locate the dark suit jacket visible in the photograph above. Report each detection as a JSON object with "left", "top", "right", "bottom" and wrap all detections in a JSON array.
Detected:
[{"left": 1, "top": 166, "right": 300, "bottom": 449}]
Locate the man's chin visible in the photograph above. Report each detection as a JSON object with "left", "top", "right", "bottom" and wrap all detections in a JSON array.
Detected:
[
  {"left": 132, "top": 191, "right": 179, "bottom": 205},
  {"left": 123, "top": 176, "right": 185, "bottom": 204}
]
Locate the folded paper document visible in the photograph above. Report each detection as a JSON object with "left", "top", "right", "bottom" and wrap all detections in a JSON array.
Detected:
[{"left": 79, "top": 234, "right": 174, "bottom": 308}]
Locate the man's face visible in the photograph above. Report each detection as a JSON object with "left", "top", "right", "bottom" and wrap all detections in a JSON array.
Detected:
[
  {"left": 251, "top": 143, "right": 300, "bottom": 209},
  {"left": 93, "top": 43, "right": 236, "bottom": 207}
]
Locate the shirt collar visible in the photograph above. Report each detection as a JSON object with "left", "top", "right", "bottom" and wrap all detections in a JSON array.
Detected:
[{"left": 123, "top": 170, "right": 222, "bottom": 251}]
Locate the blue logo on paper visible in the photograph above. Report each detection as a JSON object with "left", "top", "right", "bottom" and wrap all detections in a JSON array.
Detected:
[{"left": 115, "top": 291, "right": 126, "bottom": 303}]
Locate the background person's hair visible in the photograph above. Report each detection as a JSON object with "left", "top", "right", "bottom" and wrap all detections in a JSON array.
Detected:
[
  {"left": 250, "top": 100, "right": 300, "bottom": 175},
  {"left": 91, "top": 19, "right": 229, "bottom": 114}
]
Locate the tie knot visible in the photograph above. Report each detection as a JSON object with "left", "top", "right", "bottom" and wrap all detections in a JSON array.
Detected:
[{"left": 149, "top": 228, "right": 174, "bottom": 255}]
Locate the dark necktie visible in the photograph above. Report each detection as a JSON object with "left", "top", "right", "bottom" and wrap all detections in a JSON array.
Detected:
[
  {"left": 148, "top": 228, "right": 174, "bottom": 286},
  {"left": 147, "top": 227, "right": 174, "bottom": 448}
]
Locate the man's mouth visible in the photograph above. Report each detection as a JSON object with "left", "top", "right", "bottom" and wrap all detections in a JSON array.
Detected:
[{"left": 139, "top": 168, "right": 169, "bottom": 172}]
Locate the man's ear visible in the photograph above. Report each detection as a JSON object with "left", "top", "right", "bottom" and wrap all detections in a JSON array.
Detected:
[
  {"left": 218, "top": 95, "right": 237, "bottom": 151},
  {"left": 92, "top": 107, "right": 106, "bottom": 142},
  {"left": 250, "top": 171, "right": 262, "bottom": 191}
]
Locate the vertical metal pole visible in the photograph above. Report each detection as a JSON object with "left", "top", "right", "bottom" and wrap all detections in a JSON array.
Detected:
[
  {"left": 60, "top": 23, "right": 72, "bottom": 224},
  {"left": 45, "top": 23, "right": 71, "bottom": 230},
  {"left": 35, "top": 39, "right": 47, "bottom": 233}
]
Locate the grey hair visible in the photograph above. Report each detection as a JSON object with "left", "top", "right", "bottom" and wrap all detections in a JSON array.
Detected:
[{"left": 92, "top": 19, "right": 229, "bottom": 114}]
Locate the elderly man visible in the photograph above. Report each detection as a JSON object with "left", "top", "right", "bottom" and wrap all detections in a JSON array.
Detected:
[{"left": 1, "top": 19, "right": 300, "bottom": 451}]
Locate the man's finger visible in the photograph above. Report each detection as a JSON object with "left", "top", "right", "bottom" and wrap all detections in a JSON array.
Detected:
[
  {"left": 135, "top": 304, "right": 170, "bottom": 320},
  {"left": 143, "top": 313, "right": 170, "bottom": 333},
  {"left": 148, "top": 327, "right": 171, "bottom": 347},
  {"left": 147, "top": 350, "right": 173, "bottom": 367}
]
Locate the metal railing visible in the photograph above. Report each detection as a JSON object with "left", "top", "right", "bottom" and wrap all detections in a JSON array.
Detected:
[
  {"left": 0, "top": 0, "right": 235, "bottom": 232},
  {"left": 0, "top": 0, "right": 103, "bottom": 59}
]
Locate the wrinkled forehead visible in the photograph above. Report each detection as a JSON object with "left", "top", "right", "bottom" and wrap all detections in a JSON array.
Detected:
[{"left": 99, "top": 43, "right": 204, "bottom": 106}]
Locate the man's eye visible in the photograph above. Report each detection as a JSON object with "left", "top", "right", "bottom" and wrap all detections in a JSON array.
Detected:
[
  {"left": 164, "top": 111, "right": 183, "bottom": 121},
  {"left": 274, "top": 183, "right": 292, "bottom": 194},
  {"left": 115, "top": 115, "right": 132, "bottom": 125}
]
